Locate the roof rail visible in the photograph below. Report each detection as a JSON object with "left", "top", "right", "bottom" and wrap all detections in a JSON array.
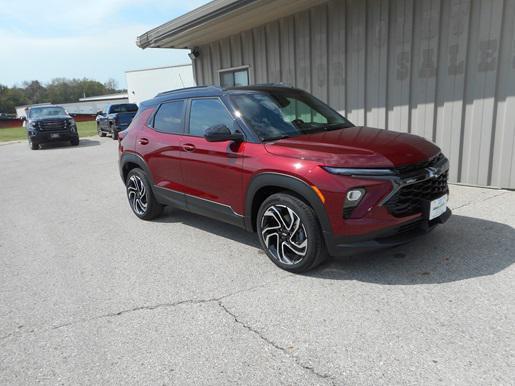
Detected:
[
  {"left": 254, "top": 82, "right": 293, "bottom": 87},
  {"left": 155, "top": 85, "right": 221, "bottom": 97},
  {"left": 227, "top": 83, "right": 295, "bottom": 90}
]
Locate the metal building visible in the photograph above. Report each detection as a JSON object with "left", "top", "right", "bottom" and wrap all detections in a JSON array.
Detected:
[{"left": 137, "top": 0, "right": 515, "bottom": 189}]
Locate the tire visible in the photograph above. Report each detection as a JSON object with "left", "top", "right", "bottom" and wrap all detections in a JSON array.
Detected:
[
  {"left": 70, "top": 137, "right": 79, "bottom": 146},
  {"left": 97, "top": 124, "right": 106, "bottom": 137},
  {"left": 257, "top": 193, "right": 328, "bottom": 273},
  {"left": 112, "top": 130, "right": 118, "bottom": 140},
  {"left": 28, "top": 136, "right": 39, "bottom": 150},
  {"left": 125, "top": 168, "right": 163, "bottom": 220}
]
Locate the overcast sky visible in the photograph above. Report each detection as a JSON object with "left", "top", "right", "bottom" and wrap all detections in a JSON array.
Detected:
[{"left": 0, "top": 0, "right": 210, "bottom": 88}]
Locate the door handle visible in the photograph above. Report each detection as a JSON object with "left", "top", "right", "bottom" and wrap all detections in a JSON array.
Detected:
[
  {"left": 182, "top": 143, "right": 196, "bottom": 152},
  {"left": 138, "top": 137, "right": 149, "bottom": 145}
]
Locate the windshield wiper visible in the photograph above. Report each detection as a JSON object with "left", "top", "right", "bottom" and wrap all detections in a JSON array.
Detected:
[
  {"left": 318, "top": 122, "right": 353, "bottom": 131},
  {"left": 262, "top": 134, "right": 291, "bottom": 142}
]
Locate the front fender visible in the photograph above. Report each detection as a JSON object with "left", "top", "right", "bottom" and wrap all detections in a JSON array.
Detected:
[{"left": 244, "top": 172, "right": 333, "bottom": 238}]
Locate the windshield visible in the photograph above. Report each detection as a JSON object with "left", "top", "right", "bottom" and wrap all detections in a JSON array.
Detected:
[
  {"left": 230, "top": 89, "right": 352, "bottom": 141},
  {"left": 110, "top": 104, "right": 138, "bottom": 113},
  {"left": 29, "top": 106, "right": 67, "bottom": 118}
]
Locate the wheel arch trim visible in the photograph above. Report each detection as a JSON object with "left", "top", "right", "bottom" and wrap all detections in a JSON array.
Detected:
[
  {"left": 244, "top": 172, "right": 333, "bottom": 238},
  {"left": 119, "top": 152, "right": 154, "bottom": 184}
]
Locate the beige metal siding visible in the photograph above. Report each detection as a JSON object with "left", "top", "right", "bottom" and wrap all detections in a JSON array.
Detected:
[{"left": 193, "top": 0, "right": 515, "bottom": 189}]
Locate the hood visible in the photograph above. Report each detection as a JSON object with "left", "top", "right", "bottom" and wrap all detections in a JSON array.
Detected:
[
  {"left": 264, "top": 126, "right": 440, "bottom": 168},
  {"left": 31, "top": 115, "right": 71, "bottom": 122}
]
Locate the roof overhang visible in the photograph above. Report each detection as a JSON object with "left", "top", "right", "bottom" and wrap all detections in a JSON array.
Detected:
[{"left": 137, "top": 0, "right": 327, "bottom": 49}]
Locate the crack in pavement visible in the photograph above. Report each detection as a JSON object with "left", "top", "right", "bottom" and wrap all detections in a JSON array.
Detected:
[
  {"left": 49, "top": 297, "right": 220, "bottom": 331},
  {"left": 0, "top": 276, "right": 290, "bottom": 343},
  {"left": 451, "top": 190, "right": 510, "bottom": 212},
  {"left": 1, "top": 274, "right": 338, "bottom": 383},
  {"left": 217, "top": 300, "right": 336, "bottom": 385}
]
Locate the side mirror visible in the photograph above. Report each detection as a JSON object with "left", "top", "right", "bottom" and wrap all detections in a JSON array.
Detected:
[
  {"left": 20, "top": 116, "right": 26, "bottom": 122},
  {"left": 96, "top": 111, "right": 103, "bottom": 116},
  {"left": 204, "top": 124, "right": 244, "bottom": 142}
]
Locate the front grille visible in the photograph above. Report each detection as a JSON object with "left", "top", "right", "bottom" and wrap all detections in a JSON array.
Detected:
[
  {"left": 385, "top": 171, "right": 449, "bottom": 217},
  {"left": 394, "top": 153, "right": 444, "bottom": 174},
  {"left": 38, "top": 120, "right": 67, "bottom": 131}
]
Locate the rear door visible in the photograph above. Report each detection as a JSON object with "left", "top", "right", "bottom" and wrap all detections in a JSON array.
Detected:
[
  {"left": 136, "top": 100, "right": 188, "bottom": 208},
  {"left": 179, "top": 97, "right": 245, "bottom": 225}
]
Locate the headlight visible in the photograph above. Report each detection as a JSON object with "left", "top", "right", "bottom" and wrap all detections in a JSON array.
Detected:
[
  {"left": 323, "top": 166, "right": 395, "bottom": 176},
  {"left": 68, "top": 119, "right": 76, "bottom": 130},
  {"left": 29, "top": 121, "right": 38, "bottom": 129}
]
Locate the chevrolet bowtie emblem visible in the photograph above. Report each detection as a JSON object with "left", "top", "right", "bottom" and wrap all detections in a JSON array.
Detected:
[{"left": 426, "top": 166, "right": 441, "bottom": 178}]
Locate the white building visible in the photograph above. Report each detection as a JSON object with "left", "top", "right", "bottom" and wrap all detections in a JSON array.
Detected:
[
  {"left": 16, "top": 93, "right": 129, "bottom": 118},
  {"left": 125, "top": 64, "right": 195, "bottom": 105},
  {"left": 72, "top": 93, "right": 129, "bottom": 114}
]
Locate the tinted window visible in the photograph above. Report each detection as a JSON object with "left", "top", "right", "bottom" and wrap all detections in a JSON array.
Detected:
[
  {"left": 29, "top": 106, "right": 66, "bottom": 118},
  {"left": 109, "top": 104, "right": 138, "bottom": 113},
  {"left": 153, "top": 101, "right": 185, "bottom": 134},
  {"left": 189, "top": 99, "right": 234, "bottom": 137},
  {"left": 230, "top": 89, "right": 352, "bottom": 141}
]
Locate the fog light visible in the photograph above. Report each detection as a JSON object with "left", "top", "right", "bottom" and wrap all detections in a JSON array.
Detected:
[
  {"left": 346, "top": 189, "right": 364, "bottom": 202},
  {"left": 343, "top": 188, "right": 366, "bottom": 219}
]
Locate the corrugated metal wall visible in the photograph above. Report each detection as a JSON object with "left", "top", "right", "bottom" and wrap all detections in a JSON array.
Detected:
[{"left": 193, "top": 0, "right": 515, "bottom": 189}]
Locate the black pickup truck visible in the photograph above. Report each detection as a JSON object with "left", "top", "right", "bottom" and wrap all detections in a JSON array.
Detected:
[
  {"left": 25, "top": 105, "right": 79, "bottom": 150},
  {"left": 96, "top": 103, "right": 138, "bottom": 139}
]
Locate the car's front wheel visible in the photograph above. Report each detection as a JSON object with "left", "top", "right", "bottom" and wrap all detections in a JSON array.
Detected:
[
  {"left": 28, "top": 136, "right": 39, "bottom": 150},
  {"left": 126, "top": 168, "right": 163, "bottom": 220},
  {"left": 97, "top": 124, "right": 106, "bottom": 137},
  {"left": 257, "top": 193, "right": 328, "bottom": 273}
]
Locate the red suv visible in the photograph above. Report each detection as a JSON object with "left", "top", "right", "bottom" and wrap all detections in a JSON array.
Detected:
[{"left": 119, "top": 85, "right": 450, "bottom": 273}]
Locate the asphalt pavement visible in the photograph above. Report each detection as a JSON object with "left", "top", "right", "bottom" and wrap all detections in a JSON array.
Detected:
[{"left": 0, "top": 138, "right": 513, "bottom": 385}]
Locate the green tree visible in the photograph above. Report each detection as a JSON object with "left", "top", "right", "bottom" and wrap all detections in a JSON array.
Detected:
[
  {"left": 22, "top": 80, "right": 48, "bottom": 104},
  {"left": 0, "top": 77, "right": 123, "bottom": 114},
  {"left": 0, "top": 85, "right": 29, "bottom": 114},
  {"left": 46, "top": 78, "right": 109, "bottom": 103},
  {"left": 104, "top": 78, "right": 118, "bottom": 93}
]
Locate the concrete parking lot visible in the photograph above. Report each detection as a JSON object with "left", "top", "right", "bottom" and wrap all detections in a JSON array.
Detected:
[{"left": 0, "top": 138, "right": 513, "bottom": 385}]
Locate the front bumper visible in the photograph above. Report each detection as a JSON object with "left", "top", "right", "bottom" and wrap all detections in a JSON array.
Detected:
[
  {"left": 324, "top": 208, "right": 451, "bottom": 256},
  {"left": 30, "top": 131, "right": 78, "bottom": 143}
]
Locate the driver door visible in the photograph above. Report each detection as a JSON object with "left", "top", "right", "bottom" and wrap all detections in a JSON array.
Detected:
[{"left": 179, "top": 98, "right": 245, "bottom": 226}]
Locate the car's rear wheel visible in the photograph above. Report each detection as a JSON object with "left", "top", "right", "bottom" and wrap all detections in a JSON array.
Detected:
[
  {"left": 257, "top": 193, "right": 328, "bottom": 273},
  {"left": 126, "top": 168, "right": 163, "bottom": 220},
  {"left": 112, "top": 130, "right": 118, "bottom": 140}
]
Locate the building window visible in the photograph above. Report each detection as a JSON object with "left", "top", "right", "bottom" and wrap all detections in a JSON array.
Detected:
[{"left": 219, "top": 67, "right": 249, "bottom": 87}]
